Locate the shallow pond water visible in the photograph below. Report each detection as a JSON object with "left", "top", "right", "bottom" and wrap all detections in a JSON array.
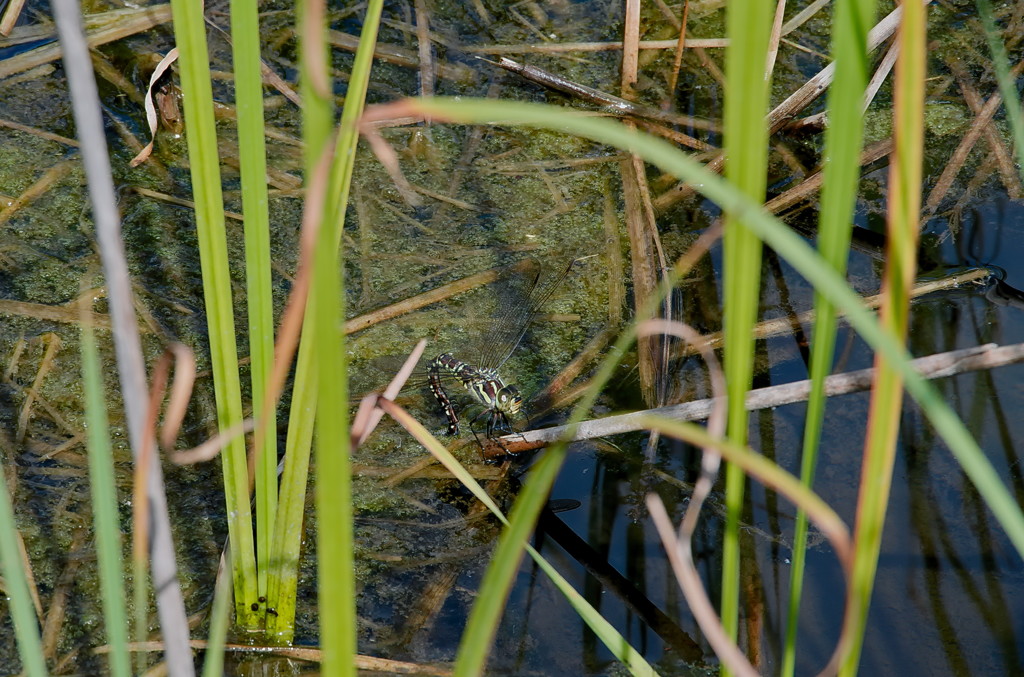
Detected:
[{"left": 1, "top": 0, "right": 1023, "bottom": 675}]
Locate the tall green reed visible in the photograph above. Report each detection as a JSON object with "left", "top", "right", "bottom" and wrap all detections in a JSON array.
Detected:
[
  {"left": 783, "top": 0, "right": 877, "bottom": 672},
  {"left": 168, "top": 0, "right": 257, "bottom": 627},
  {"left": 228, "top": 0, "right": 277, "bottom": 604},
  {"left": 840, "top": 1, "right": 925, "bottom": 672},
  {"left": 81, "top": 309, "right": 131, "bottom": 677},
  {"left": 719, "top": 2, "right": 774, "bottom": 660}
]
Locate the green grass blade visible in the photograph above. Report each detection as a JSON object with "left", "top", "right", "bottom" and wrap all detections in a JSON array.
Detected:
[
  {"left": 229, "top": 0, "right": 277, "bottom": 601},
  {"left": 265, "top": 358, "right": 317, "bottom": 639},
  {"left": 168, "top": 0, "right": 257, "bottom": 626},
  {"left": 401, "top": 96, "right": 1024, "bottom": 559},
  {"left": 840, "top": 0, "right": 926, "bottom": 671},
  {"left": 783, "top": 0, "right": 876, "bottom": 672},
  {"left": 81, "top": 322, "right": 131, "bottom": 677},
  {"left": 264, "top": 0, "right": 336, "bottom": 641},
  {"left": 0, "top": 446, "right": 47, "bottom": 677},
  {"left": 200, "top": 554, "right": 235, "bottom": 677},
  {"left": 720, "top": 0, "right": 774, "bottom": 658},
  {"left": 315, "top": 1, "right": 383, "bottom": 670},
  {"left": 266, "top": 0, "right": 383, "bottom": 655}
]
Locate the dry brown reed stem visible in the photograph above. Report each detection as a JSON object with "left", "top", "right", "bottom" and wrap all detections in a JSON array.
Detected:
[
  {"left": 490, "top": 57, "right": 720, "bottom": 135},
  {"left": 921, "top": 70, "right": 1016, "bottom": 216},
  {"left": 13, "top": 526, "right": 43, "bottom": 621},
  {"left": 463, "top": 38, "right": 728, "bottom": 54},
  {"left": 791, "top": 37, "right": 901, "bottom": 132},
  {"left": 532, "top": 326, "right": 618, "bottom": 421},
  {"left": 620, "top": 0, "right": 641, "bottom": 97},
  {"left": 621, "top": 155, "right": 668, "bottom": 407},
  {"left": 95, "top": 640, "right": 454, "bottom": 675},
  {"left": 413, "top": 0, "right": 434, "bottom": 99},
  {"left": 765, "top": 0, "right": 788, "bottom": 78},
  {"left": 0, "top": 298, "right": 116, "bottom": 328},
  {"left": 0, "top": 4, "right": 172, "bottom": 79},
  {"left": 0, "top": 0, "right": 25, "bottom": 36},
  {"left": 40, "top": 528, "right": 88, "bottom": 660},
  {"left": 618, "top": 0, "right": 669, "bottom": 408},
  {"left": 344, "top": 259, "right": 537, "bottom": 334},
  {"left": 327, "top": 29, "right": 475, "bottom": 83},
  {"left": 634, "top": 119, "right": 717, "bottom": 152},
  {"left": 765, "top": 138, "right": 893, "bottom": 216},
  {"left": 667, "top": 0, "right": 690, "bottom": 104},
  {"left": 687, "top": 267, "right": 991, "bottom": 357},
  {"left": 0, "top": 118, "right": 78, "bottom": 146},
  {"left": 492, "top": 341, "right": 1024, "bottom": 456},
  {"left": 15, "top": 333, "right": 60, "bottom": 444},
  {"left": 929, "top": 57, "right": 1024, "bottom": 211},
  {"left": 0, "top": 159, "right": 74, "bottom": 228},
  {"left": 133, "top": 187, "right": 245, "bottom": 221},
  {"left": 953, "top": 74, "right": 1023, "bottom": 200},
  {"left": 654, "top": 0, "right": 928, "bottom": 211},
  {"left": 354, "top": 462, "right": 505, "bottom": 480}
]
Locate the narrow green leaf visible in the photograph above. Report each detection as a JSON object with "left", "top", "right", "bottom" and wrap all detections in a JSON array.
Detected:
[
  {"left": 784, "top": 0, "right": 877, "bottom": 672},
  {"left": 168, "top": 0, "right": 257, "bottom": 625},
  {"left": 229, "top": 0, "right": 277, "bottom": 602},
  {"left": 720, "top": 1, "right": 775, "bottom": 658},
  {"left": 0, "top": 441, "right": 47, "bottom": 677},
  {"left": 81, "top": 322, "right": 131, "bottom": 677}
]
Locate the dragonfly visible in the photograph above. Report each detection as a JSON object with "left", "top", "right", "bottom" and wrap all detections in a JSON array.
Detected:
[{"left": 426, "top": 258, "right": 581, "bottom": 449}]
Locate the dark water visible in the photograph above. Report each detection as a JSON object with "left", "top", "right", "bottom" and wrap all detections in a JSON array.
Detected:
[{"left": 1, "top": 0, "right": 1023, "bottom": 675}]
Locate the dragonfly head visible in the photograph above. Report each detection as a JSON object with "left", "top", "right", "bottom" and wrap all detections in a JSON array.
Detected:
[{"left": 495, "top": 385, "right": 522, "bottom": 416}]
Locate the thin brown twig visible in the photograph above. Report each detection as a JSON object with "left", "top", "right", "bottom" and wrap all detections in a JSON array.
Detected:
[
  {"left": 765, "top": 0, "right": 788, "bottom": 78},
  {"left": 620, "top": 0, "right": 641, "bottom": 97},
  {"left": 413, "top": 0, "right": 434, "bottom": 99},
  {"left": 941, "top": 56, "right": 1024, "bottom": 202},
  {"left": 16, "top": 333, "right": 61, "bottom": 444},
  {"left": 922, "top": 75, "right": 1012, "bottom": 216},
  {"left": 488, "top": 57, "right": 720, "bottom": 133},
  {"left": 41, "top": 528, "right": 88, "bottom": 660},
  {"left": 666, "top": 0, "right": 690, "bottom": 104},
  {"left": 344, "top": 259, "right": 536, "bottom": 334},
  {"left": 680, "top": 267, "right": 991, "bottom": 357},
  {"left": 328, "top": 29, "right": 476, "bottom": 83},
  {"left": 764, "top": 138, "right": 894, "bottom": 216},
  {"left": 93, "top": 640, "right": 453, "bottom": 675},
  {"left": 0, "top": 159, "right": 75, "bottom": 228},
  {"left": 462, "top": 38, "right": 728, "bottom": 55},
  {"left": 0, "top": 117, "right": 78, "bottom": 146}
]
